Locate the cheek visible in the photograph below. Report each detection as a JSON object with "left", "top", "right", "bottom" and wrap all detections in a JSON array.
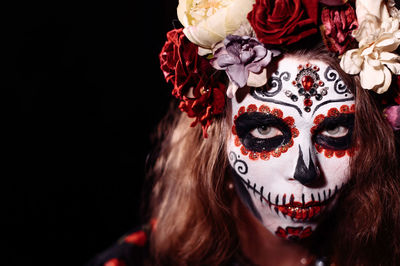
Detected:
[{"left": 317, "top": 154, "right": 351, "bottom": 185}]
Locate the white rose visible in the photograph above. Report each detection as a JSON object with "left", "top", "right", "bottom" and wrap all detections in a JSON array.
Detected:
[
  {"left": 355, "top": 0, "right": 390, "bottom": 25},
  {"left": 340, "top": 1, "right": 400, "bottom": 94},
  {"left": 341, "top": 17, "right": 400, "bottom": 94},
  {"left": 177, "top": 0, "right": 255, "bottom": 51},
  {"left": 352, "top": 14, "right": 381, "bottom": 46}
]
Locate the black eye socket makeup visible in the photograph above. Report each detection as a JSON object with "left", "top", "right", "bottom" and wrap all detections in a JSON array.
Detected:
[
  {"left": 235, "top": 112, "right": 292, "bottom": 152},
  {"left": 312, "top": 113, "right": 355, "bottom": 151}
]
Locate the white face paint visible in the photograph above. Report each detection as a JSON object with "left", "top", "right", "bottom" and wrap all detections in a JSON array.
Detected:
[{"left": 228, "top": 56, "right": 355, "bottom": 241}]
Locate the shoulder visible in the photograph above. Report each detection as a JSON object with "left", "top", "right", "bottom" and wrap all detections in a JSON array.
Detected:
[
  {"left": 86, "top": 219, "right": 243, "bottom": 265},
  {"left": 85, "top": 222, "right": 154, "bottom": 266}
]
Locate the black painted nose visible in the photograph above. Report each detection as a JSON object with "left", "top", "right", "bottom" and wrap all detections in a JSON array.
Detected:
[{"left": 293, "top": 146, "right": 319, "bottom": 185}]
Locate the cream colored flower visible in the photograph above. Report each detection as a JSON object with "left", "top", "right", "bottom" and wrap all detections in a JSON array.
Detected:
[
  {"left": 177, "top": 0, "right": 254, "bottom": 51},
  {"left": 340, "top": 1, "right": 400, "bottom": 94},
  {"left": 355, "top": 0, "right": 390, "bottom": 25}
]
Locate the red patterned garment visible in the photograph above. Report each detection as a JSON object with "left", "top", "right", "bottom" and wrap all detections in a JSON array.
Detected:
[
  {"left": 85, "top": 222, "right": 155, "bottom": 266},
  {"left": 86, "top": 220, "right": 330, "bottom": 265}
]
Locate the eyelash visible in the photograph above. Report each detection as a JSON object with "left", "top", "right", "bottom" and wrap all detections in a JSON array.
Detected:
[
  {"left": 320, "top": 126, "right": 349, "bottom": 138},
  {"left": 250, "top": 126, "right": 283, "bottom": 139}
]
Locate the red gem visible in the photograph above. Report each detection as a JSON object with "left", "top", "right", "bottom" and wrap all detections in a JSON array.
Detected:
[
  {"left": 301, "top": 75, "right": 314, "bottom": 91},
  {"left": 304, "top": 98, "right": 313, "bottom": 107}
]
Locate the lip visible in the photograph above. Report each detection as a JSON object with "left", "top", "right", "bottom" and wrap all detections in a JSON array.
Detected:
[
  {"left": 274, "top": 197, "right": 325, "bottom": 221},
  {"left": 262, "top": 187, "right": 340, "bottom": 221},
  {"left": 238, "top": 174, "right": 342, "bottom": 222}
]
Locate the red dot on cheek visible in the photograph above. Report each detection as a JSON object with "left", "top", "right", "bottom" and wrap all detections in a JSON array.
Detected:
[
  {"left": 335, "top": 150, "right": 346, "bottom": 158},
  {"left": 249, "top": 152, "right": 259, "bottom": 160}
]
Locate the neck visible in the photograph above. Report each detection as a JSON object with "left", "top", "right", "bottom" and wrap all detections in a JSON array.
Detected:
[{"left": 233, "top": 196, "right": 316, "bottom": 266}]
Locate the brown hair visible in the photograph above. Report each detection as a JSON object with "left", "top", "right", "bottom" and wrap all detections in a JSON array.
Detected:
[
  {"left": 332, "top": 78, "right": 400, "bottom": 265},
  {"left": 145, "top": 46, "right": 400, "bottom": 265},
  {"left": 146, "top": 101, "right": 237, "bottom": 265}
]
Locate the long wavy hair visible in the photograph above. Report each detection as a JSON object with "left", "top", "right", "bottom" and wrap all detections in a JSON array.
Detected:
[{"left": 144, "top": 45, "right": 400, "bottom": 265}]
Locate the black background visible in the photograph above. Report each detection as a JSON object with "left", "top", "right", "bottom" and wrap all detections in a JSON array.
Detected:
[{"left": 6, "top": 1, "right": 179, "bottom": 265}]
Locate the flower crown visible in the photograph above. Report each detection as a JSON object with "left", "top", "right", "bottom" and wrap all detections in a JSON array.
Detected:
[{"left": 160, "top": 0, "right": 400, "bottom": 137}]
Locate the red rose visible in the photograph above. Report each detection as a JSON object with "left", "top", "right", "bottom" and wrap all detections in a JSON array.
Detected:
[
  {"left": 247, "top": 0, "right": 319, "bottom": 45},
  {"left": 159, "top": 29, "right": 182, "bottom": 84},
  {"left": 320, "top": 3, "right": 358, "bottom": 55},
  {"left": 381, "top": 76, "right": 400, "bottom": 106},
  {"left": 179, "top": 78, "right": 226, "bottom": 138},
  {"left": 159, "top": 29, "right": 226, "bottom": 137},
  {"left": 159, "top": 28, "right": 202, "bottom": 96}
]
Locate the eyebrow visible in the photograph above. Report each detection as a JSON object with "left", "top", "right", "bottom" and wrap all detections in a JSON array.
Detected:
[
  {"left": 312, "top": 97, "right": 355, "bottom": 116},
  {"left": 250, "top": 93, "right": 303, "bottom": 116}
]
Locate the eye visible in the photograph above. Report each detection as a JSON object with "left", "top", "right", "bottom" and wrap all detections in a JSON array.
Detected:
[
  {"left": 312, "top": 113, "right": 354, "bottom": 151},
  {"left": 321, "top": 126, "right": 349, "bottom": 138},
  {"left": 250, "top": 126, "right": 283, "bottom": 139},
  {"left": 234, "top": 112, "right": 292, "bottom": 152}
]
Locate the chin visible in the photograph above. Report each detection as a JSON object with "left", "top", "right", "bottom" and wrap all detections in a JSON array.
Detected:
[{"left": 262, "top": 192, "right": 341, "bottom": 241}]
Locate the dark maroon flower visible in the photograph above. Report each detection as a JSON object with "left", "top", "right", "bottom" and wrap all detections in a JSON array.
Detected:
[
  {"left": 384, "top": 105, "right": 400, "bottom": 131},
  {"left": 396, "top": 77, "right": 400, "bottom": 105},
  {"left": 320, "top": 3, "right": 358, "bottom": 55},
  {"left": 159, "top": 29, "right": 226, "bottom": 137},
  {"left": 247, "top": 0, "right": 319, "bottom": 45}
]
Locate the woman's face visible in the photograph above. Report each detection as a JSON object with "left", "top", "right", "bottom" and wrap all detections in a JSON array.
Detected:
[{"left": 228, "top": 56, "right": 355, "bottom": 240}]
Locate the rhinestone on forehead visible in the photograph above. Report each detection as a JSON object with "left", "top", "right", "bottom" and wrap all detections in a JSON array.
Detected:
[
  {"left": 249, "top": 59, "right": 354, "bottom": 116},
  {"left": 289, "top": 63, "right": 327, "bottom": 113}
]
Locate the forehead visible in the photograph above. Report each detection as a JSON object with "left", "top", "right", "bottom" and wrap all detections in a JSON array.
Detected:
[{"left": 233, "top": 57, "right": 355, "bottom": 119}]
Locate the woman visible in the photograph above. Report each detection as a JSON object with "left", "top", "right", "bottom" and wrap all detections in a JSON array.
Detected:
[{"left": 88, "top": 0, "right": 400, "bottom": 265}]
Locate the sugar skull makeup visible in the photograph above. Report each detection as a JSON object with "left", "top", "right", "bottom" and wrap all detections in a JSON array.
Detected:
[{"left": 228, "top": 56, "right": 355, "bottom": 241}]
